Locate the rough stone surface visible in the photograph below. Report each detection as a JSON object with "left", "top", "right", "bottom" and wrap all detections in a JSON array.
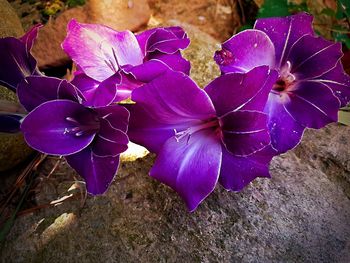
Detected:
[
  {"left": 0, "top": 0, "right": 33, "bottom": 172},
  {"left": 1, "top": 124, "right": 350, "bottom": 262},
  {"left": 32, "top": 0, "right": 151, "bottom": 68}
]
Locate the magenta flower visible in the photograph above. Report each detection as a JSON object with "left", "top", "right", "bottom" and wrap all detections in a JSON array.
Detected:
[
  {"left": 19, "top": 76, "right": 129, "bottom": 195},
  {"left": 62, "top": 20, "right": 190, "bottom": 107},
  {"left": 128, "top": 67, "right": 278, "bottom": 211},
  {"left": 214, "top": 12, "right": 350, "bottom": 153}
]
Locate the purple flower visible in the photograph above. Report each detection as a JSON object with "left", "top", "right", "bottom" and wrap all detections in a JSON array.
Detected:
[
  {"left": 128, "top": 67, "right": 278, "bottom": 211},
  {"left": 0, "top": 24, "right": 42, "bottom": 92},
  {"left": 62, "top": 20, "right": 190, "bottom": 107},
  {"left": 214, "top": 12, "right": 350, "bottom": 153},
  {"left": 19, "top": 76, "right": 129, "bottom": 195}
]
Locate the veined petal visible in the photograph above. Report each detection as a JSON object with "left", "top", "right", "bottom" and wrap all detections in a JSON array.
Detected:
[
  {"left": 21, "top": 100, "right": 97, "bottom": 155},
  {"left": 219, "top": 145, "right": 275, "bottom": 191},
  {"left": 17, "top": 76, "right": 83, "bottom": 111},
  {"left": 285, "top": 81, "right": 340, "bottom": 128},
  {"left": 288, "top": 35, "right": 342, "bottom": 79},
  {"left": 94, "top": 104, "right": 130, "bottom": 132},
  {"left": 150, "top": 129, "right": 222, "bottom": 212},
  {"left": 312, "top": 62, "right": 350, "bottom": 107},
  {"left": 0, "top": 37, "right": 37, "bottom": 91},
  {"left": 254, "top": 12, "right": 314, "bottom": 67},
  {"left": 220, "top": 110, "right": 270, "bottom": 156},
  {"left": 66, "top": 147, "right": 120, "bottom": 195},
  {"left": 70, "top": 73, "right": 100, "bottom": 104},
  {"left": 146, "top": 51, "right": 191, "bottom": 75},
  {"left": 264, "top": 92, "right": 305, "bottom": 153},
  {"left": 205, "top": 66, "right": 278, "bottom": 116},
  {"left": 62, "top": 19, "right": 143, "bottom": 82},
  {"left": 19, "top": 24, "right": 42, "bottom": 54},
  {"left": 131, "top": 71, "right": 216, "bottom": 126},
  {"left": 215, "top": 29, "right": 275, "bottom": 73}
]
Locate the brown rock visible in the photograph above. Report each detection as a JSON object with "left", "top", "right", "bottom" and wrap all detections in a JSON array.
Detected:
[
  {"left": 0, "top": 0, "right": 24, "bottom": 38},
  {"left": 32, "top": 0, "right": 151, "bottom": 68}
]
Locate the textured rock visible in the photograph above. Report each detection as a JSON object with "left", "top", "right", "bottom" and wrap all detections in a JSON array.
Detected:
[
  {"left": 32, "top": 0, "right": 151, "bottom": 68},
  {"left": 0, "top": 0, "right": 33, "bottom": 172}
]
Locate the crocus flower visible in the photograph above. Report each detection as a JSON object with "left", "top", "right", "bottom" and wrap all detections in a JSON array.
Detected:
[
  {"left": 214, "top": 12, "right": 350, "bottom": 153},
  {"left": 0, "top": 24, "right": 42, "bottom": 133},
  {"left": 128, "top": 67, "right": 278, "bottom": 211},
  {"left": 62, "top": 20, "right": 190, "bottom": 107},
  {"left": 19, "top": 76, "right": 129, "bottom": 194}
]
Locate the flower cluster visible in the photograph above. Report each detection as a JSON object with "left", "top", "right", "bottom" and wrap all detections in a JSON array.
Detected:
[{"left": 1, "top": 13, "right": 349, "bottom": 211}]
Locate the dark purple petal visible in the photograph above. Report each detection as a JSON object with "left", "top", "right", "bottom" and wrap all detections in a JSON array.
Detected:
[
  {"left": 287, "top": 35, "right": 342, "bottom": 79},
  {"left": 254, "top": 12, "right": 314, "bottom": 67},
  {"left": 0, "top": 38, "right": 37, "bottom": 91},
  {"left": 150, "top": 129, "right": 222, "bottom": 212},
  {"left": 0, "top": 114, "right": 23, "bottom": 133},
  {"left": 19, "top": 24, "right": 42, "bottom": 53},
  {"left": 94, "top": 104, "right": 130, "bottom": 132},
  {"left": 205, "top": 66, "right": 278, "bottom": 116},
  {"left": 70, "top": 73, "right": 100, "bottom": 103},
  {"left": 145, "top": 27, "right": 190, "bottom": 54},
  {"left": 146, "top": 51, "right": 191, "bottom": 75},
  {"left": 220, "top": 110, "right": 270, "bottom": 156},
  {"left": 87, "top": 73, "right": 121, "bottom": 107},
  {"left": 66, "top": 147, "right": 120, "bottom": 195},
  {"left": 131, "top": 71, "right": 216, "bottom": 126},
  {"left": 17, "top": 76, "right": 83, "bottom": 111},
  {"left": 62, "top": 19, "right": 143, "bottom": 82},
  {"left": 127, "top": 104, "right": 175, "bottom": 153},
  {"left": 122, "top": 60, "right": 170, "bottom": 83},
  {"left": 21, "top": 100, "right": 97, "bottom": 155},
  {"left": 92, "top": 118, "right": 128, "bottom": 157},
  {"left": 136, "top": 28, "right": 157, "bottom": 55},
  {"left": 264, "top": 93, "right": 306, "bottom": 153},
  {"left": 312, "top": 62, "right": 350, "bottom": 107},
  {"left": 215, "top": 29, "right": 275, "bottom": 73},
  {"left": 285, "top": 81, "right": 340, "bottom": 128},
  {"left": 219, "top": 146, "right": 275, "bottom": 191}
]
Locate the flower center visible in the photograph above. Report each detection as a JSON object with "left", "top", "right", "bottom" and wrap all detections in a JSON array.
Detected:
[
  {"left": 272, "top": 61, "right": 296, "bottom": 94},
  {"left": 174, "top": 119, "right": 220, "bottom": 142},
  {"left": 64, "top": 116, "right": 100, "bottom": 137},
  {"left": 214, "top": 48, "right": 234, "bottom": 66}
]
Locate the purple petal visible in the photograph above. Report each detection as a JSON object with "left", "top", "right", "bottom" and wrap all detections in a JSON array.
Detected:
[
  {"left": 19, "top": 24, "right": 42, "bottom": 53},
  {"left": 150, "top": 129, "right": 222, "bottom": 211},
  {"left": 0, "top": 114, "right": 23, "bottom": 133},
  {"left": 146, "top": 28, "right": 190, "bottom": 54},
  {"left": 285, "top": 81, "right": 340, "bottom": 128},
  {"left": 264, "top": 93, "right": 306, "bottom": 153},
  {"left": 0, "top": 38, "right": 37, "bottom": 91},
  {"left": 131, "top": 71, "right": 216, "bottom": 126},
  {"left": 122, "top": 60, "right": 170, "bottom": 83},
  {"left": 70, "top": 73, "right": 100, "bottom": 103},
  {"left": 66, "top": 147, "right": 120, "bottom": 195},
  {"left": 127, "top": 104, "right": 175, "bottom": 153},
  {"left": 205, "top": 66, "right": 278, "bottom": 116},
  {"left": 220, "top": 110, "right": 270, "bottom": 156},
  {"left": 92, "top": 118, "right": 128, "bottom": 157},
  {"left": 312, "top": 62, "right": 350, "bottom": 107},
  {"left": 17, "top": 76, "right": 83, "bottom": 111},
  {"left": 215, "top": 29, "right": 275, "bottom": 73},
  {"left": 254, "top": 12, "right": 314, "bottom": 67},
  {"left": 288, "top": 35, "right": 342, "bottom": 79},
  {"left": 94, "top": 104, "right": 130, "bottom": 132},
  {"left": 21, "top": 100, "right": 97, "bottom": 155},
  {"left": 146, "top": 51, "right": 191, "bottom": 75},
  {"left": 219, "top": 146, "right": 275, "bottom": 191},
  {"left": 62, "top": 19, "right": 143, "bottom": 82}
]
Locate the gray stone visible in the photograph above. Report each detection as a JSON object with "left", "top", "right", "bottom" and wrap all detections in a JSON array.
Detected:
[{"left": 0, "top": 0, "right": 33, "bottom": 172}]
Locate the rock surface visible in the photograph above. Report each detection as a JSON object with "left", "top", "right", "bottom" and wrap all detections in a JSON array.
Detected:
[
  {"left": 0, "top": 0, "right": 33, "bottom": 172},
  {"left": 31, "top": 0, "right": 151, "bottom": 68}
]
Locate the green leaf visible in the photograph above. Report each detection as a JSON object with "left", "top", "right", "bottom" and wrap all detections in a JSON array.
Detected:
[
  {"left": 321, "top": 7, "right": 336, "bottom": 17},
  {"left": 258, "top": 0, "right": 290, "bottom": 18},
  {"left": 338, "top": 0, "right": 350, "bottom": 19}
]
